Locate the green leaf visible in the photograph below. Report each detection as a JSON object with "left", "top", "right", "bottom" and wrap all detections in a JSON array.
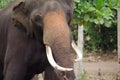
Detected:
[
  {"left": 74, "top": 0, "right": 80, "bottom": 3},
  {"left": 104, "top": 21, "right": 112, "bottom": 27},
  {"left": 98, "top": 18, "right": 104, "bottom": 24},
  {"left": 95, "top": 0, "right": 104, "bottom": 9},
  {"left": 94, "top": 19, "right": 99, "bottom": 24},
  {"left": 84, "top": 14, "right": 90, "bottom": 21},
  {"left": 88, "top": 7, "right": 96, "bottom": 12}
]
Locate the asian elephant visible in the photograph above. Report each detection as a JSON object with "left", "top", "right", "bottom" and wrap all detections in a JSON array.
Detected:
[{"left": 0, "top": 0, "right": 82, "bottom": 80}]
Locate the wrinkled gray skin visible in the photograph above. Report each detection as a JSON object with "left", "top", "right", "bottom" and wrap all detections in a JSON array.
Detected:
[{"left": 0, "top": 0, "right": 75, "bottom": 80}]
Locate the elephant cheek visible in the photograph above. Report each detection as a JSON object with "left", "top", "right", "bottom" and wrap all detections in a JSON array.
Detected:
[{"left": 43, "top": 11, "right": 70, "bottom": 46}]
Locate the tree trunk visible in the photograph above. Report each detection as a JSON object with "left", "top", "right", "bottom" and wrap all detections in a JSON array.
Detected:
[
  {"left": 78, "top": 25, "right": 84, "bottom": 57},
  {"left": 74, "top": 25, "right": 83, "bottom": 80},
  {"left": 118, "top": 10, "right": 120, "bottom": 64}
]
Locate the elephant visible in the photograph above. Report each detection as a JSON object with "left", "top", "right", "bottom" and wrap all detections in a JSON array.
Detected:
[{"left": 0, "top": 0, "right": 82, "bottom": 80}]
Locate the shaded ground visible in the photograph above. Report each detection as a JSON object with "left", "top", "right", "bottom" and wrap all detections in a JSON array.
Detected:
[
  {"left": 32, "top": 53, "right": 120, "bottom": 80},
  {"left": 83, "top": 61, "right": 120, "bottom": 80},
  {"left": 82, "top": 53, "right": 120, "bottom": 80}
]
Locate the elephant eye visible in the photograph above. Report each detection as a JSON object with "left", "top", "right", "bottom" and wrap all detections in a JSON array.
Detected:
[
  {"left": 66, "top": 12, "right": 71, "bottom": 24},
  {"left": 34, "top": 14, "right": 42, "bottom": 22},
  {"left": 33, "top": 14, "right": 43, "bottom": 26}
]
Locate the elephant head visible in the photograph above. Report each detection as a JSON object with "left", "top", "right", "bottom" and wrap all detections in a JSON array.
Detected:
[{"left": 11, "top": 0, "right": 82, "bottom": 79}]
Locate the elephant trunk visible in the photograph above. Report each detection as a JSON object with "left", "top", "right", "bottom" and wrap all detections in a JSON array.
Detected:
[
  {"left": 43, "top": 11, "right": 71, "bottom": 46},
  {"left": 43, "top": 11, "right": 73, "bottom": 69}
]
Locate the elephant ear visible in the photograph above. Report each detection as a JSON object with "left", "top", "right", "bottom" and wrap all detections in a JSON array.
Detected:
[{"left": 12, "top": 2, "right": 33, "bottom": 37}]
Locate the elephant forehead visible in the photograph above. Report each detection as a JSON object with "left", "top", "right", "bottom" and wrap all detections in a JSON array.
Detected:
[
  {"left": 43, "top": 11, "right": 70, "bottom": 36},
  {"left": 43, "top": 11, "right": 66, "bottom": 28},
  {"left": 25, "top": 0, "right": 60, "bottom": 8},
  {"left": 24, "top": 0, "right": 71, "bottom": 11}
]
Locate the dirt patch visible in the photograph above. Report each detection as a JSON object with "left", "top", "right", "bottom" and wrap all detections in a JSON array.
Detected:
[{"left": 82, "top": 53, "right": 120, "bottom": 80}]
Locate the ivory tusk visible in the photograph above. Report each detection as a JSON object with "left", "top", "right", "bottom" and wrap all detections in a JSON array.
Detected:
[
  {"left": 71, "top": 41, "right": 82, "bottom": 61},
  {"left": 46, "top": 45, "right": 73, "bottom": 71}
]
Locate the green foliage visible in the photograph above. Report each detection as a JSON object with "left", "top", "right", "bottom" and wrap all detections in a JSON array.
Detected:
[
  {"left": 0, "top": 0, "right": 13, "bottom": 8},
  {"left": 73, "top": 0, "right": 119, "bottom": 27},
  {"left": 84, "top": 24, "right": 101, "bottom": 51},
  {"left": 79, "top": 70, "right": 87, "bottom": 80},
  {"left": 73, "top": 0, "right": 119, "bottom": 52},
  {"left": 77, "top": 70, "right": 94, "bottom": 80}
]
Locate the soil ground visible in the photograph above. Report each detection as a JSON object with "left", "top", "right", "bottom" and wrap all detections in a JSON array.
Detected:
[
  {"left": 82, "top": 53, "right": 120, "bottom": 80},
  {"left": 32, "top": 53, "right": 120, "bottom": 80}
]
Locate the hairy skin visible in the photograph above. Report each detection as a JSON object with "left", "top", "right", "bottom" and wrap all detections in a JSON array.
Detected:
[{"left": 0, "top": 0, "right": 75, "bottom": 80}]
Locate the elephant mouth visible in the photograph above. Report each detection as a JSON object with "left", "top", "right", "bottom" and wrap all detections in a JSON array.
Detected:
[{"left": 45, "top": 41, "right": 82, "bottom": 71}]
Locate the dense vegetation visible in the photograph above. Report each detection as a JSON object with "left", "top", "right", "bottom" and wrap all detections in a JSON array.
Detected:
[
  {"left": 0, "top": 0, "right": 13, "bottom": 8},
  {"left": 0, "top": 0, "right": 120, "bottom": 53},
  {"left": 73, "top": 0, "right": 120, "bottom": 53}
]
